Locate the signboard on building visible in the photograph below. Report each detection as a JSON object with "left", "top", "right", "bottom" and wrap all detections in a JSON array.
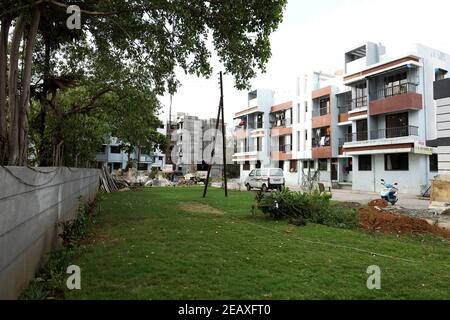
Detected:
[{"left": 413, "top": 141, "right": 433, "bottom": 155}]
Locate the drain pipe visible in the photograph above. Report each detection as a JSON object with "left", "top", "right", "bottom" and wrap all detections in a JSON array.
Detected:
[{"left": 422, "top": 57, "right": 430, "bottom": 189}]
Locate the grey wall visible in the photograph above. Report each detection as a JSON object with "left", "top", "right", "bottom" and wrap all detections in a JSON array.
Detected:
[{"left": 0, "top": 167, "right": 100, "bottom": 300}]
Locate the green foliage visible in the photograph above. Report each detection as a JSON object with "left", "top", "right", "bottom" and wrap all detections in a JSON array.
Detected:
[
  {"left": 57, "top": 197, "right": 93, "bottom": 248},
  {"left": 257, "top": 188, "right": 357, "bottom": 229}
]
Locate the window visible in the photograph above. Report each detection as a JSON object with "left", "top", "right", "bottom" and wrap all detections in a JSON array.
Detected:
[
  {"left": 110, "top": 146, "right": 121, "bottom": 154},
  {"left": 384, "top": 72, "right": 408, "bottom": 97},
  {"left": 309, "top": 160, "right": 314, "bottom": 170},
  {"left": 290, "top": 160, "right": 298, "bottom": 173},
  {"left": 430, "top": 154, "right": 438, "bottom": 172},
  {"left": 303, "top": 161, "right": 308, "bottom": 169},
  {"left": 358, "top": 155, "right": 372, "bottom": 171},
  {"left": 243, "top": 161, "right": 250, "bottom": 171},
  {"left": 278, "top": 161, "right": 284, "bottom": 170},
  {"left": 159, "top": 156, "right": 163, "bottom": 161},
  {"left": 319, "top": 97, "right": 330, "bottom": 115},
  {"left": 297, "top": 131, "right": 301, "bottom": 152},
  {"left": 297, "top": 103, "right": 301, "bottom": 123},
  {"left": 318, "top": 159, "right": 327, "bottom": 171},
  {"left": 305, "top": 130, "right": 308, "bottom": 141},
  {"left": 256, "top": 137, "right": 262, "bottom": 152},
  {"left": 385, "top": 112, "right": 408, "bottom": 138},
  {"left": 305, "top": 101, "right": 308, "bottom": 113},
  {"left": 385, "top": 153, "right": 409, "bottom": 171}
]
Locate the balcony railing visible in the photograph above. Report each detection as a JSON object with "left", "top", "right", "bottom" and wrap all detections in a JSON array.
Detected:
[
  {"left": 370, "top": 126, "right": 419, "bottom": 139},
  {"left": 371, "top": 83, "right": 418, "bottom": 101},
  {"left": 312, "top": 106, "right": 330, "bottom": 117},
  {"left": 343, "top": 126, "right": 419, "bottom": 143},
  {"left": 338, "top": 96, "right": 368, "bottom": 113},
  {"left": 279, "top": 144, "right": 292, "bottom": 153},
  {"left": 312, "top": 136, "right": 331, "bottom": 148},
  {"left": 271, "top": 118, "right": 292, "bottom": 128},
  {"left": 344, "top": 131, "right": 368, "bottom": 143}
]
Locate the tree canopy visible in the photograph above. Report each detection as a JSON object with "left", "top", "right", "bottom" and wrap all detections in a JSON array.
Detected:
[{"left": 0, "top": 0, "right": 287, "bottom": 166}]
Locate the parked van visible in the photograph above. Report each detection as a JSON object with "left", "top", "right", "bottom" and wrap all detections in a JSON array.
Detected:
[{"left": 245, "top": 168, "right": 285, "bottom": 192}]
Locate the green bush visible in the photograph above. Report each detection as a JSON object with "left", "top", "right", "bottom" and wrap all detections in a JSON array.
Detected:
[{"left": 256, "top": 188, "right": 357, "bottom": 229}]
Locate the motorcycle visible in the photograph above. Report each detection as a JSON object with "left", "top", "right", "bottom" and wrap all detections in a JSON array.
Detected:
[{"left": 380, "top": 179, "right": 398, "bottom": 205}]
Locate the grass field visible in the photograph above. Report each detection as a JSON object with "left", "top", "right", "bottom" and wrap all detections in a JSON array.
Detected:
[{"left": 67, "top": 187, "right": 450, "bottom": 299}]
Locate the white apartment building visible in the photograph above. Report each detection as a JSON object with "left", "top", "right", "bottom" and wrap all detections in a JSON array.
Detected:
[{"left": 233, "top": 42, "right": 450, "bottom": 195}]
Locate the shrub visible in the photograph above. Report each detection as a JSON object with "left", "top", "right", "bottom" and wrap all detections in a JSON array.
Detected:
[{"left": 256, "top": 188, "right": 357, "bottom": 229}]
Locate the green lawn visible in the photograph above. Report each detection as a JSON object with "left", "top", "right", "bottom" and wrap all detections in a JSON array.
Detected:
[{"left": 67, "top": 187, "right": 450, "bottom": 299}]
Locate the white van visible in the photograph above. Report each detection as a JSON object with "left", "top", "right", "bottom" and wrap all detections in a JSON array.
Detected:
[{"left": 245, "top": 168, "right": 285, "bottom": 192}]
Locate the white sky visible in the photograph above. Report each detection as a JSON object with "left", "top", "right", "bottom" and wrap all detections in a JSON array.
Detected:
[{"left": 158, "top": 0, "right": 450, "bottom": 128}]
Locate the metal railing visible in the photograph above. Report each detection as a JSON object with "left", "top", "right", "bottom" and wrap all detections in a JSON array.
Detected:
[
  {"left": 370, "top": 126, "right": 419, "bottom": 139},
  {"left": 344, "top": 131, "right": 368, "bottom": 143},
  {"left": 338, "top": 96, "right": 368, "bottom": 113},
  {"left": 371, "top": 82, "right": 418, "bottom": 100},
  {"left": 312, "top": 106, "right": 330, "bottom": 117},
  {"left": 271, "top": 118, "right": 292, "bottom": 128},
  {"left": 342, "top": 126, "right": 419, "bottom": 144},
  {"left": 279, "top": 144, "right": 292, "bottom": 153},
  {"left": 312, "top": 137, "right": 331, "bottom": 148}
]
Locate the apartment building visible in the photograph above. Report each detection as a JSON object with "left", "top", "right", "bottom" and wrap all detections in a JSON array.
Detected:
[
  {"left": 430, "top": 77, "right": 450, "bottom": 174},
  {"left": 233, "top": 89, "right": 274, "bottom": 183},
  {"left": 340, "top": 42, "right": 450, "bottom": 194},
  {"left": 95, "top": 137, "right": 154, "bottom": 175},
  {"left": 172, "top": 112, "right": 226, "bottom": 176},
  {"left": 233, "top": 42, "right": 450, "bottom": 195}
]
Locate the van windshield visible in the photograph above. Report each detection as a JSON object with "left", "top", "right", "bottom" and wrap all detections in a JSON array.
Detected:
[{"left": 270, "top": 169, "right": 283, "bottom": 176}]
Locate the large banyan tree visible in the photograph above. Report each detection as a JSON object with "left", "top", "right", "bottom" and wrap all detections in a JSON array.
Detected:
[{"left": 0, "top": 0, "right": 287, "bottom": 166}]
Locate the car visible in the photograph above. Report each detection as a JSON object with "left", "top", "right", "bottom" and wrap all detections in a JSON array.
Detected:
[{"left": 245, "top": 168, "right": 285, "bottom": 192}]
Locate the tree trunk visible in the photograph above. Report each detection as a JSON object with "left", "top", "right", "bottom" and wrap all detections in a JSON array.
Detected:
[
  {"left": 18, "top": 8, "right": 41, "bottom": 165},
  {"left": 0, "top": 18, "right": 10, "bottom": 164},
  {"left": 7, "top": 15, "right": 25, "bottom": 165}
]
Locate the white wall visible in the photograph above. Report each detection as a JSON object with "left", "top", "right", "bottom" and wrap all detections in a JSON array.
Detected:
[
  {"left": 352, "top": 153, "right": 429, "bottom": 195},
  {"left": 0, "top": 167, "right": 100, "bottom": 299}
]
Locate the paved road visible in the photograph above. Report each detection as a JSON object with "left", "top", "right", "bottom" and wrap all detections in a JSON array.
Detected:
[{"left": 220, "top": 182, "right": 430, "bottom": 210}]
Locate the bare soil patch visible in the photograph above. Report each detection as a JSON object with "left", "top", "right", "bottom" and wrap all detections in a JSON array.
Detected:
[
  {"left": 368, "top": 199, "right": 389, "bottom": 208},
  {"left": 179, "top": 202, "right": 224, "bottom": 215},
  {"left": 358, "top": 206, "right": 450, "bottom": 240}
]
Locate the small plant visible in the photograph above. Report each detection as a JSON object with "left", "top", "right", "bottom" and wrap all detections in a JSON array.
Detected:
[{"left": 255, "top": 188, "right": 357, "bottom": 229}]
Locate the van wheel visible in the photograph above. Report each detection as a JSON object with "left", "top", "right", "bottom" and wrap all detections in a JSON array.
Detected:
[
  {"left": 261, "top": 184, "right": 268, "bottom": 192},
  {"left": 246, "top": 184, "right": 251, "bottom": 191}
]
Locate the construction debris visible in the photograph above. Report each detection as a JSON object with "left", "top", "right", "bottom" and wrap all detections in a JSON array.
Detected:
[{"left": 100, "top": 164, "right": 118, "bottom": 193}]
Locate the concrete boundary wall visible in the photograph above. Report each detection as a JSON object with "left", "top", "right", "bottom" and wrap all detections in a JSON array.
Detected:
[{"left": 0, "top": 167, "right": 100, "bottom": 299}]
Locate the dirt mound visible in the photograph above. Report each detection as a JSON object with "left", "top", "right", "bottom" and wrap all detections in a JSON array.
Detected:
[
  {"left": 179, "top": 202, "right": 224, "bottom": 215},
  {"left": 358, "top": 207, "right": 450, "bottom": 239},
  {"left": 368, "top": 199, "right": 389, "bottom": 208}
]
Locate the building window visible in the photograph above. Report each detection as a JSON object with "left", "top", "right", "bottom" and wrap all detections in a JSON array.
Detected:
[
  {"left": 358, "top": 155, "right": 372, "bottom": 171},
  {"left": 305, "top": 130, "right": 308, "bottom": 142},
  {"left": 385, "top": 153, "right": 409, "bottom": 171},
  {"left": 290, "top": 160, "right": 298, "bottom": 173},
  {"left": 305, "top": 101, "right": 308, "bottom": 113},
  {"left": 256, "top": 137, "right": 262, "bottom": 152},
  {"left": 297, "top": 131, "right": 301, "bottom": 152},
  {"left": 297, "top": 103, "right": 301, "bottom": 123},
  {"left": 303, "top": 161, "right": 308, "bottom": 169},
  {"left": 430, "top": 154, "right": 438, "bottom": 172},
  {"left": 110, "top": 146, "right": 121, "bottom": 154},
  {"left": 159, "top": 156, "right": 163, "bottom": 161},
  {"left": 243, "top": 161, "right": 250, "bottom": 171},
  {"left": 278, "top": 161, "right": 284, "bottom": 170},
  {"left": 309, "top": 160, "right": 314, "bottom": 170},
  {"left": 318, "top": 159, "right": 327, "bottom": 171},
  {"left": 384, "top": 72, "right": 408, "bottom": 97},
  {"left": 319, "top": 97, "right": 330, "bottom": 115}
]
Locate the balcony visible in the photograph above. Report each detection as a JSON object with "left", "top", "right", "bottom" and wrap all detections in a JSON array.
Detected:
[
  {"left": 271, "top": 118, "right": 292, "bottom": 136},
  {"left": 338, "top": 97, "right": 368, "bottom": 114},
  {"left": 271, "top": 144, "right": 292, "bottom": 161},
  {"left": 344, "top": 126, "right": 418, "bottom": 143},
  {"left": 311, "top": 137, "right": 331, "bottom": 159},
  {"left": 369, "top": 83, "right": 422, "bottom": 116},
  {"left": 312, "top": 107, "right": 331, "bottom": 129}
]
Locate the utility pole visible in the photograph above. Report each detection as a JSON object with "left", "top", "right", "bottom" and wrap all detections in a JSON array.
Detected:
[{"left": 203, "top": 71, "right": 228, "bottom": 198}]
